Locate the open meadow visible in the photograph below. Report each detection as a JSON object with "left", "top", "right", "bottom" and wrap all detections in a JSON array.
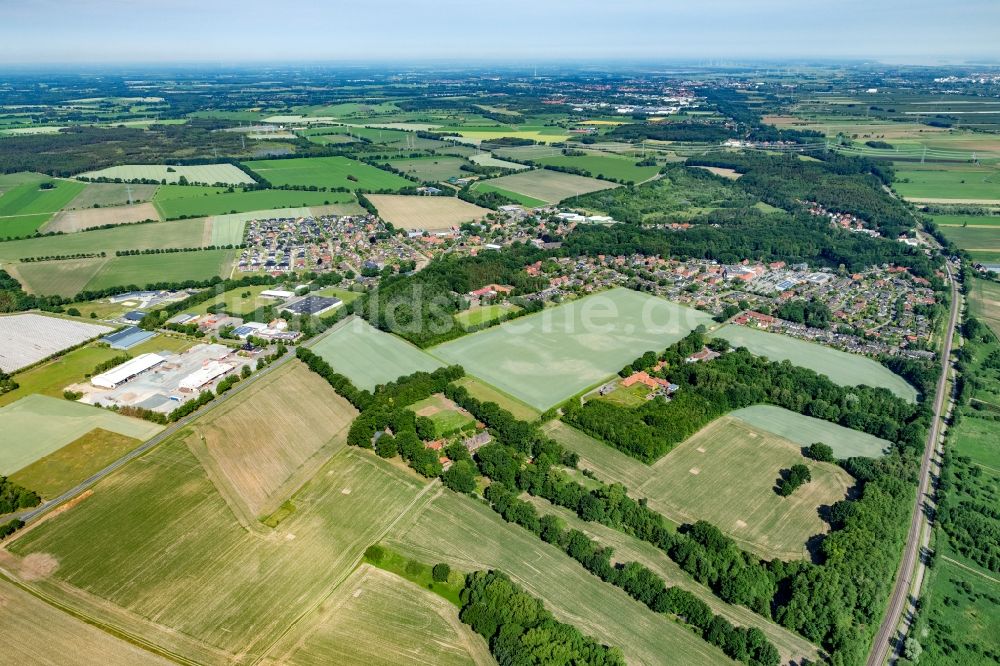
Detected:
[
  {"left": 185, "top": 361, "right": 358, "bottom": 524},
  {"left": 731, "top": 405, "right": 892, "bottom": 458},
  {"left": 241, "top": 156, "right": 412, "bottom": 191},
  {"left": 451, "top": 376, "right": 539, "bottom": 422},
  {"left": 430, "top": 288, "right": 715, "bottom": 410},
  {"left": 716, "top": 324, "right": 918, "bottom": 402},
  {"left": 5, "top": 445, "right": 434, "bottom": 665},
  {"left": 408, "top": 393, "right": 475, "bottom": 437},
  {"left": 309, "top": 317, "right": 443, "bottom": 390},
  {"left": 367, "top": 194, "right": 490, "bottom": 230},
  {"left": 470, "top": 169, "right": 616, "bottom": 205},
  {"left": 62, "top": 183, "right": 159, "bottom": 209},
  {"left": 0, "top": 394, "right": 161, "bottom": 475},
  {"left": 267, "top": 564, "right": 493, "bottom": 666},
  {"left": 453, "top": 303, "right": 520, "bottom": 329},
  {"left": 468, "top": 153, "right": 529, "bottom": 170},
  {"left": 383, "top": 487, "right": 735, "bottom": 666},
  {"left": 937, "top": 225, "right": 1000, "bottom": 261},
  {"left": 894, "top": 164, "right": 1000, "bottom": 203},
  {"left": 76, "top": 164, "right": 255, "bottom": 186},
  {"left": 530, "top": 153, "right": 660, "bottom": 184}
]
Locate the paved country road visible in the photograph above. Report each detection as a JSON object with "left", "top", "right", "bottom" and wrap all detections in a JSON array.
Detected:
[
  {"left": 866, "top": 261, "right": 961, "bottom": 666},
  {"left": 15, "top": 349, "right": 297, "bottom": 524}
]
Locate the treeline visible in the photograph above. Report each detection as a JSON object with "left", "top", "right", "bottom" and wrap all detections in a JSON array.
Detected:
[
  {"left": 609, "top": 121, "right": 736, "bottom": 143},
  {"left": 483, "top": 483, "right": 780, "bottom": 665},
  {"left": 686, "top": 151, "right": 915, "bottom": 238},
  {"left": 460, "top": 570, "right": 625, "bottom": 666},
  {"left": 115, "top": 245, "right": 242, "bottom": 256},
  {"left": 458, "top": 186, "right": 525, "bottom": 210},
  {"left": 360, "top": 245, "right": 548, "bottom": 347},
  {"left": 563, "top": 331, "right": 926, "bottom": 462},
  {"left": 0, "top": 477, "right": 41, "bottom": 514},
  {"left": 20, "top": 252, "right": 106, "bottom": 263},
  {"left": 776, "top": 298, "right": 832, "bottom": 329}
]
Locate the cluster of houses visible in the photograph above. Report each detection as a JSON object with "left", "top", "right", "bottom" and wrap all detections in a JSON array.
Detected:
[{"left": 804, "top": 201, "right": 881, "bottom": 237}]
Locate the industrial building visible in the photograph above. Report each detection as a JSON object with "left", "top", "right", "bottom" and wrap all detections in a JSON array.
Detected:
[
  {"left": 179, "top": 361, "right": 233, "bottom": 392},
  {"left": 91, "top": 353, "right": 165, "bottom": 389},
  {"left": 102, "top": 326, "right": 157, "bottom": 350}
]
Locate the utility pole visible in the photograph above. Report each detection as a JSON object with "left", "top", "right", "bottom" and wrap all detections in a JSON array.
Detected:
[
  {"left": 921, "top": 146, "right": 927, "bottom": 164},
  {"left": 126, "top": 183, "right": 133, "bottom": 205}
]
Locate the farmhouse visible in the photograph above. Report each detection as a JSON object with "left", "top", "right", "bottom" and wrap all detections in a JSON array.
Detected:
[
  {"left": 622, "top": 371, "right": 674, "bottom": 392},
  {"left": 732, "top": 311, "right": 777, "bottom": 328},
  {"left": 91, "top": 353, "right": 165, "bottom": 389},
  {"left": 686, "top": 347, "right": 721, "bottom": 363},
  {"left": 469, "top": 284, "right": 513, "bottom": 299}
]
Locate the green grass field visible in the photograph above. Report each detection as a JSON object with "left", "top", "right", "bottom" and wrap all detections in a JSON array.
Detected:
[
  {"left": 531, "top": 154, "right": 659, "bottom": 183},
  {"left": 938, "top": 225, "right": 1000, "bottom": 260},
  {"left": 387, "top": 156, "right": 469, "bottom": 182},
  {"left": 153, "top": 186, "right": 354, "bottom": 219},
  {"left": 451, "top": 376, "right": 540, "bottom": 422},
  {"left": 382, "top": 485, "right": 735, "bottom": 666},
  {"left": 62, "top": 183, "right": 159, "bottom": 209},
  {"left": 0, "top": 394, "right": 161, "bottom": 475},
  {"left": 309, "top": 317, "right": 444, "bottom": 390},
  {"left": 895, "top": 166, "right": 1000, "bottom": 201},
  {"left": 10, "top": 257, "right": 109, "bottom": 296},
  {"left": 969, "top": 277, "right": 1000, "bottom": 342},
  {"left": 468, "top": 182, "right": 547, "bottom": 207},
  {"left": 918, "top": 557, "right": 1000, "bottom": 665},
  {"left": 0, "top": 217, "right": 207, "bottom": 262},
  {"left": 9, "top": 428, "right": 141, "bottom": 499},
  {"left": 0, "top": 179, "right": 88, "bottom": 237},
  {"left": 7, "top": 444, "right": 433, "bottom": 665},
  {"left": 76, "top": 164, "right": 255, "bottom": 186},
  {"left": 453, "top": 303, "right": 520, "bottom": 329},
  {"left": 716, "top": 324, "right": 918, "bottom": 402},
  {"left": 83, "top": 249, "right": 234, "bottom": 292},
  {"left": 932, "top": 214, "right": 1000, "bottom": 228},
  {"left": 241, "top": 156, "right": 412, "bottom": 191},
  {"left": 471, "top": 169, "right": 616, "bottom": 205},
  {"left": 730, "top": 405, "right": 892, "bottom": 458},
  {"left": 409, "top": 393, "right": 475, "bottom": 436},
  {"left": 430, "top": 288, "right": 715, "bottom": 411}
]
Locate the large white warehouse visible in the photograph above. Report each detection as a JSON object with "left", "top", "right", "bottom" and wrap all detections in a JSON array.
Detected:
[{"left": 91, "top": 353, "right": 165, "bottom": 389}]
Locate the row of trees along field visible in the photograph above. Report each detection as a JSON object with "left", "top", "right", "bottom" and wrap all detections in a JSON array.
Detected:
[
  {"left": 936, "top": 315, "right": 1000, "bottom": 573},
  {"left": 452, "top": 377, "right": 921, "bottom": 666},
  {"left": 562, "top": 331, "right": 927, "bottom": 462}
]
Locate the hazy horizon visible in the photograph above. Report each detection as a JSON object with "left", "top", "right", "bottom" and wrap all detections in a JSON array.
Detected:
[{"left": 2, "top": 0, "right": 998, "bottom": 66}]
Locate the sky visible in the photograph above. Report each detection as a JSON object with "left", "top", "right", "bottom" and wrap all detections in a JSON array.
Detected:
[{"left": 1, "top": 0, "right": 998, "bottom": 65}]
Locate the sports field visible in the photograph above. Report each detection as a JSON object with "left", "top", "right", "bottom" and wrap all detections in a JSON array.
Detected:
[
  {"left": 367, "top": 194, "right": 490, "bottom": 230},
  {"left": 430, "top": 288, "right": 714, "bottom": 410},
  {"left": 716, "top": 324, "right": 918, "bottom": 402},
  {"left": 637, "top": 416, "right": 852, "bottom": 560},
  {"left": 267, "top": 564, "right": 493, "bottom": 666},
  {"left": 153, "top": 185, "right": 353, "bottom": 219},
  {"left": 185, "top": 361, "right": 358, "bottom": 523},
  {"left": 471, "top": 169, "right": 616, "bottom": 205},
  {"left": 9, "top": 428, "right": 140, "bottom": 499},
  {"left": 310, "top": 317, "right": 444, "bottom": 390},
  {"left": 453, "top": 303, "right": 520, "bottom": 328},
  {"left": 241, "top": 156, "right": 412, "bottom": 191},
  {"left": 387, "top": 156, "right": 469, "bottom": 181},
  {"left": 0, "top": 178, "right": 87, "bottom": 237},
  {"left": 969, "top": 277, "right": 1000, "bottom": 338},
  {"left": 531, "top": 154, "right": 659, "bottom": 183},
  {"left": 383, "top": 486, "right": 733, "bottom": 666},
  {"left": 83, "top": 249, "right": 234, "bottom": 292},
  {"left": 44, "top": 202, "right": 161, "bottom": 232},
  {"left": 6, "top": 445, "right": 434, "bottom": 665},
  {"left": 0, "top": 394, "right": 161, "bottom": 475},
  {"left": 76, "top": 164, "right": 256, "bottom": 186},
  {"left": 0, "top": 578, "right": 172, "bottom": 666},
  {"left": 731, "top": 405, "right": 892, "bottom": 458}
]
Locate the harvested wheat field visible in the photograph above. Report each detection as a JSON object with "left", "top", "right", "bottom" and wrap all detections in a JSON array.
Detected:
[
  {"left": 0, "top": 577, "right": 172, "bottom": 665},
  {"left": 44, "top": 203, "right": 161, "bottom": 232},
  {"left": 267, "top": 564, "right": 493, "bottom": 666},
  {"left": 367, "top": 195, "right": 490, "bottom": 230},
  {"left": 186, "top": 360, "right": 358, "bottom": 524}
]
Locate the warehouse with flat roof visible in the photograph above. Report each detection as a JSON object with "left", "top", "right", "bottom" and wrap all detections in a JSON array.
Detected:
[
  {"left": 91, "top": 353, "right": 165, "bottom": 389},
  {"left": 179, "top": 361, "right": 233, "bottom": 392}
]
